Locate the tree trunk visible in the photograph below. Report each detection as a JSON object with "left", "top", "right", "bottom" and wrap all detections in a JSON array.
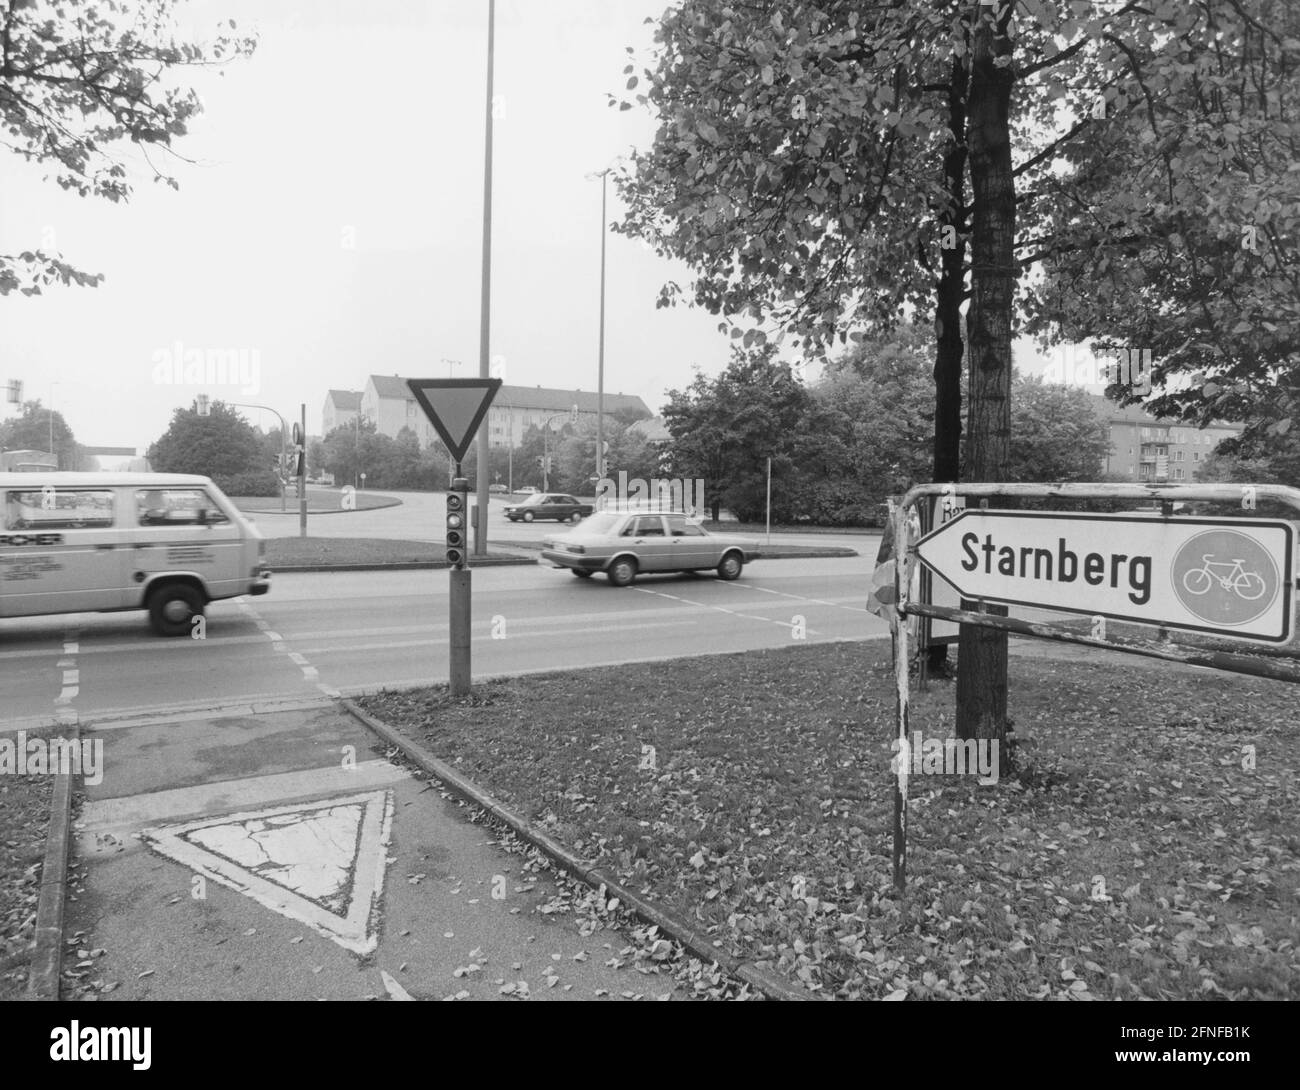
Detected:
[
  {"left": 956, "top": 2, "right": 1015, "bottom": 742},
  {"left": 928, "top": 54, "right": 969, "bottom": 672}
]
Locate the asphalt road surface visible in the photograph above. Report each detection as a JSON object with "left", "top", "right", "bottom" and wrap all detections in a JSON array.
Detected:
[{"left": 1, "top": 556, "right": 886, "bottom": 730}]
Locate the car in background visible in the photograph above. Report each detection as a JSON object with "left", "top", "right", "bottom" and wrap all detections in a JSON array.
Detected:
[
  {"left": 504, "top": 493, "right": 594, "bottom": 523},
  {"left": 515, "top": 486, "right": 539, "bottom": 494},
  {"left": 488, "top": 483, "right": 509, "bottom": 494},
  {"left": 541, "top": 510, "right": 760, "bottom": 586}
]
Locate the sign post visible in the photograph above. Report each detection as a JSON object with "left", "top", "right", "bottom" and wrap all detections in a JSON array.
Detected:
[
  {"left": 295, "top": 410, "right": 307, "bottom": 538},
  {"left": 883, "top": 481, "right": 1300, "bottom": 893},
  {"left": 407, "top": 378, "right": 502, "bottom": 697}
]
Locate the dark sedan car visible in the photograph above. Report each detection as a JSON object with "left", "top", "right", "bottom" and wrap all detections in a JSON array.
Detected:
[{"left": 503, "top": 493, "right": 594, "bottom": 523}]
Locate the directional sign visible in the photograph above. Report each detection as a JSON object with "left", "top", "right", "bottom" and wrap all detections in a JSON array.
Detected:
[
  {"left": 915, "top": 510, "right": 1295, "bottom": 643},
  {"left": 406, "top": 378, "right": 502, "bottom": 463}
]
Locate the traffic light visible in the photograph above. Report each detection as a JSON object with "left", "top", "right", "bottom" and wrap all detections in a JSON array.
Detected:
[{"left": 446, "top": 483, "right": 467, "bottom": 567}]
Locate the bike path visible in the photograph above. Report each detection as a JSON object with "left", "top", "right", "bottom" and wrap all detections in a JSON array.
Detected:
[{"left": 65, "top": 702, "right": 680, "bottom": 1000}]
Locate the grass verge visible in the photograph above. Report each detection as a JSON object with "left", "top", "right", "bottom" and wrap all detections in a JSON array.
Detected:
[
  {"left": 357, "top": 641, "right": 1299, "bottom": 1000},
  {"left": 264, "top": 537, "right": 529, "bottom": 567},
  {"left": 229, "top": 487, "right": 400, "bottom": 514},
  {"left": 0, "top": 766, "right": 52, "bottom": 998}
]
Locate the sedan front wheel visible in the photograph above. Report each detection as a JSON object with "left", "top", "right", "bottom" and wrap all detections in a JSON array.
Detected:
[
  {"left": 717, "top": 552, "right": 744, "bottom": 581},
  {"left": 522, "top": 511, "right": 534, "bottom": 522}
]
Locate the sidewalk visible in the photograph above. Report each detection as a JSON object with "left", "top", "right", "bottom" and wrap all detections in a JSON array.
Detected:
[{"left": 64, "top": 704, "right": 688, "bottom": 1000}]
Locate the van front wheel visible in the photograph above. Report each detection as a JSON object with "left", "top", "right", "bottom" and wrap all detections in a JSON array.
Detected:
[{"left": 148, "top": 583, "right": 205, "bottom": 637}]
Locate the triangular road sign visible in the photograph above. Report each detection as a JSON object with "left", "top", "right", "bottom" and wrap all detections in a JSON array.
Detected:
[
  {"left": 140, "top": 790, "right": 395, "bottom": 954},
  {"left": 407, "top": 378, "right": 502, "bottom": 463}
]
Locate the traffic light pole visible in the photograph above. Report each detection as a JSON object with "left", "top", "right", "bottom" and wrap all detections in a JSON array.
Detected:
[{"left": 447, "top": 470, "right": 471, "bottom": 697}]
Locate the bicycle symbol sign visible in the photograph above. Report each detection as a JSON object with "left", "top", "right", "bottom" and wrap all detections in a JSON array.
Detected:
[{"left": 1171, "top": 530, "right": 1281, "bottom": 626}]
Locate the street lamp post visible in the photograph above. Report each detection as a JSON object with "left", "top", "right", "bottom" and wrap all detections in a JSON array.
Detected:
[
  {"left": 231, "top": 401, "right": 289, "bottom": 512},
  {"left": 49, "top": 382, "right": 58, "bottom": 469}
]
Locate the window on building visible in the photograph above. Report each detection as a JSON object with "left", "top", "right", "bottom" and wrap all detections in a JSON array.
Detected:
[{"left": 1193, "top": 451, "right": 1200, "bottom": 461}]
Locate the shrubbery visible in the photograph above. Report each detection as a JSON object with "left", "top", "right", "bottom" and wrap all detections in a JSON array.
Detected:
[{"left": 215, "top": 470, "right": 282, "bottom": 497}]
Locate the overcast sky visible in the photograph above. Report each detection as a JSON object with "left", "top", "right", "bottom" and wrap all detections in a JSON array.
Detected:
[{"left": 1, "top": 0, "right": 1079, "bottom": 454}]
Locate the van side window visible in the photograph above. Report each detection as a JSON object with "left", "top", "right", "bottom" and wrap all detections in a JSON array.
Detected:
[
  {"left": 135, "top": 489, "right": 229, "bottom": 526},
  {"left": 5, "top": 489, "right": 115, "bottom": 530}
]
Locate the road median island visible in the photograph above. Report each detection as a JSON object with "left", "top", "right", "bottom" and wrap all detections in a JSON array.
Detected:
[
  {"left": 352, "top": 641, "right": 1299, "bottom": 1000},
  {"left": 263, "top": 536, "right": 537, "bottom": 571}
]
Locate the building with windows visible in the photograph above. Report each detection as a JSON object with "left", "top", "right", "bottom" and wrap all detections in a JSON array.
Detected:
[
  {"left": 1086, "top": 395, "right": 1243, "bottom": 482},
  {"left": 321, "top": 390, "right": 363, "bottom": 435},
  {"left": 357, "top": 376, "right": 651, "bottom": 450}
]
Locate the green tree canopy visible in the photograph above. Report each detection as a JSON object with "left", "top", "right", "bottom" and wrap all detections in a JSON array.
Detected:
[
  {"left": 0, "top": 0, "right": 254, "bottom": 296},
  {"left": 0, "top": 399, "right": 76, "bottom": 467}
]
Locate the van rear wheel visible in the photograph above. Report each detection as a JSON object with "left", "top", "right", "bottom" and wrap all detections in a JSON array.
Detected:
[{"left": 148, "top": 583, "right": 205, "bottom": 637}]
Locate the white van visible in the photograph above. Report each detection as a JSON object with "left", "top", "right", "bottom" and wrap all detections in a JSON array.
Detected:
[{"left": 0, "top": 472, "right": 271, "bottom": 636}]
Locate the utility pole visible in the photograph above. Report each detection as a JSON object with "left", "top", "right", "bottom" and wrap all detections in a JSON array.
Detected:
[
  {"left": 597, "top": 170, "right": 607, "bottom": 484},
  {"left": 473, "top": 0, "right": 495, "bottom": 557}
]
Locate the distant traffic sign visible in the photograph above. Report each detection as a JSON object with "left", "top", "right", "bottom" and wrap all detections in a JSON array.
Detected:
[
  {"left": 406, "top": 378, "right": 501, "bottom": 463},
  {"left": 915, "top": 510, "right": 1295, "bottom": 643}
]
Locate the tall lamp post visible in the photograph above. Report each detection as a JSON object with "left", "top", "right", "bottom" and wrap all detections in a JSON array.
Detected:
[
  {"left": 49, "top": 382, "right": 58, "bottom": 469},
  {"left": 229, "top": 401, "right": 289, "bottom": 512},
  {"left": 473, "top": 0, "right": 495, "bottom": 558}
]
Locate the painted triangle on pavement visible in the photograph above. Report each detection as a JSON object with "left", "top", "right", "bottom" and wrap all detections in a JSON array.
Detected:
[
  {"left": 407, "top": 378, "right": 502, "bottom": 463},
  {"left": 140, "top": 789, "right": 395, "bottom": 955}
]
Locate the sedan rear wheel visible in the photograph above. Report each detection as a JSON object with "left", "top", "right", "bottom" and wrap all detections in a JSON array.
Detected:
[
  {"left": 607, "top": 557, "right": 637, "bottom": 587},
  {"left": 717, "top": 552, "right": 744, "bottom": 581},
  {"left": 569, "top": 511, "right": 582, "bottom": 522}
]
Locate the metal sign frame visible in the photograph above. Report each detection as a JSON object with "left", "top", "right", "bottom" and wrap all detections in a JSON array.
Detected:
[{"left": 886, "top": 481, "right": 1300, "bottom": 892}]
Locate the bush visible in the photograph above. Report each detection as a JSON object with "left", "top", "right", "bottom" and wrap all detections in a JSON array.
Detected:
[{"left": 215, "top": 470, "right": 282, "bottom": 497}]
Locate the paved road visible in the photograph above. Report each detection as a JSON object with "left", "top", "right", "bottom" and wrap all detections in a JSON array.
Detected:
[
  {"left": 9, "top": 553, "right": 882, "bottom": 1001},
  {"left": 246, "top": 488, "right": 883, "bottom": 553},
  {"left": 1, "top": 557, "right": 885, "bottom": 729}
]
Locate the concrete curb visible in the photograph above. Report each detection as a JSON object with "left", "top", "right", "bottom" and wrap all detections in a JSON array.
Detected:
[
  {"left": 341, "top": 698, "right": 816, "bottom": 1002},
  {"left": 27, "top": 721, "right": 78, "bottom": 1001}
]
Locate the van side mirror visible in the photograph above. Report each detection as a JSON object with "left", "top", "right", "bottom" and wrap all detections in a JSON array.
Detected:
[{"left": 196, "top": 508, "right": 208, "bottom": 526}]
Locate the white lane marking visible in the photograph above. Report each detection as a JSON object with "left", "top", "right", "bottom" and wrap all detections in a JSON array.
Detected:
[
  {"left": 238, "top": 602, "right": 323, "bottom": 690},
  {"left": 633, "top": 587, "right": 819, "bottom": 634},
  {"left": 140, "top": 789, "right": 395, "bottom": 955},
  {"left": 714, "top": 580, "right": 865, "bottom": 611},
  {"left": 54, "top": 628, "right": 81, "bottom": 709},
  {"left": 294, "top": 619, "right": 697, "bottom": 656}
]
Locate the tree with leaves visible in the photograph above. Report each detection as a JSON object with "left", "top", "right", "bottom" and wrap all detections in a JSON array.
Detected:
[
  {"left": 147, "top": 400, "right": 275, "bottom": 494},
  {"left": 0, "top": 0, "right": 254, "bottom": 296},
  {"left": 662, "top": 345, "right": 809, "bottom": 522},
  {"left": 615, "top": 0, "right": 1292, "bottom": 741},
  {"left": 1025, "top": 2, "right": 1300, "bottom": 469},
  {"left": 0, "top": 398, "right": 76, "bottom": 467}
]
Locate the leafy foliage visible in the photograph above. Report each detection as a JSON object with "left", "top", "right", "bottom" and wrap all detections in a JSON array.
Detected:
[
  {"left": 361, "top": 640, "right": 1300, "bottom": 1000},
  {"left": 1021, "top": 1, "right": 1300, "bottom": 451},
  {"left": 0, "top": 0, "right": 255, "bottom": 295},
  {"left": 145, "top": 400, "right": 267, "bottom": 493},
  {"left": 0, "top": 399, "right": 76, "bottom": 466}
]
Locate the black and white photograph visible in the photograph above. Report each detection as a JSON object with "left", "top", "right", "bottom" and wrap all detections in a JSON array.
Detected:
[{"left": 0, "top": 0, "right": 1294, "bottom": 1066}]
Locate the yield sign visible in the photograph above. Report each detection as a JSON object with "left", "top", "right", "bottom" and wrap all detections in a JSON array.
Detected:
[
  {"left": 407, "top": 378, "right": 502, "bottom": 463},
  {"left": 140, "top": 790, "right": 395, "bottom": 954},
  {"left": 914, "top": 509, "right": 1294, "bottom": 643}
]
